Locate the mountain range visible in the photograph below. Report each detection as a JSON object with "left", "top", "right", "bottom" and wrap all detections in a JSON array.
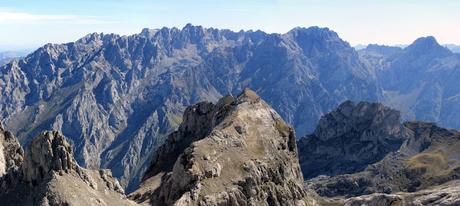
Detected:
[
  {"left": 1, "top": 90, "right": 460, "bottom": 205},
  {"left": 1, "top": 24, "right": 460, "bottom": 194}
]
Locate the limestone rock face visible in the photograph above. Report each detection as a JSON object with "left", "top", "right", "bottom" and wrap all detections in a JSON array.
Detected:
[
  {"left": 131, "top": 89, "right": 315, "bottom": 206},
  {"left": 0, "top": 127, "right": 136, "bottom": 206}
]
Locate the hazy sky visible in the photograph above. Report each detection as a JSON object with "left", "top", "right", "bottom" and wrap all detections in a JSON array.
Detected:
[{"left": 0, "top": 0, "right": 459, "bottom": 51}]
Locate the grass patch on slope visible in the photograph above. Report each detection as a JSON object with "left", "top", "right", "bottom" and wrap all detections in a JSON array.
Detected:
[{"left": 406, "top": 150, "right": 450, "bottom": 177}]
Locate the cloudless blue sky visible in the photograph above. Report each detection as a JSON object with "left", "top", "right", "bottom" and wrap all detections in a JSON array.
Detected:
[{"left": 0, "top": 0, "right": 459, "bottom": 51}]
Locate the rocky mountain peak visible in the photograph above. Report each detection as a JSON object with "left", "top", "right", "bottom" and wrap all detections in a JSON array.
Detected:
[
  {"left": 300, "top": 103, "right": 460, "bottom": 204},
  {"left": 287, "top": 26, "right": 351, "bottom": 53},
  {"left": 299, "top": 101, "right": 409, "bottom": 179},
  {"left": 412, "top": 36, "right": 439, "bottom": 47},
  {"left": 0, "top": 126, "right": 136, "bottom": 205},
  {"left": 314, "top": 101, "right": 404, "bottom": 141},
  {"left": 22, "top": 131, "right": 77, "bottom": 184},
  {"left": 182, "top": 23, "right": 204, "bottom": 32},
  {"left": 288, "top": 26, "right": 339, "bottom": 40},
  {"left": 140, "top": 28, "right": 159, "bottom": 38},
  {"left": 236, "top": 88, "right": 261, "bottom": 103},
  {"left": 131, "top": 89, "right": 313, "bottom": 205},
  {"left": 76, "top": 32, "right": 104, "bottom": 44},
  {"left": 141, "top": 89, "right": 259, "bottom": 182},
  {"left": 404, "top": 36, "right": 452, "bottom": 57}
]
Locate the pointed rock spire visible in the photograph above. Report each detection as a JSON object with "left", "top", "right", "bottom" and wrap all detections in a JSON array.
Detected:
[{"left": 22, "top": 131, "right": 76, "bottom": 184}]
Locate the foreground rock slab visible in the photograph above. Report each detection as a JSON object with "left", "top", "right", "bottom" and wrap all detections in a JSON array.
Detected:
[{"left": 131, "top": 89, "right": 317, "bottom": 206}]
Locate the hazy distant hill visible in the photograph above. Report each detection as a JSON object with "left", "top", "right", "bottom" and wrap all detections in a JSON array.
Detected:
[
  {"left": 0, "top": 50, "right": 29, "bottom": 65},
  {"left": 445, "top": 44, "right": 460, "bottom": 53}
]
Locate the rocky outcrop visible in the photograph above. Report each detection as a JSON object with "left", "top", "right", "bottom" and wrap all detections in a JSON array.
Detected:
[
  {"left": 298, "top": 101, "right": 409, "bottom": 179},
  {"left": 22, "top": 131, "right": 76, "bottom": 184},
  {"left": 0, "top": 123, "right": 23, "bottom": 178},
  {"left": 131, "top": 89, "right": 315, "bottom": 206},
  {"left": 0, "top": 127, "right": 136, "bottom": 206},
  {"left": 299, "top": 101, "right": 460, "bottom": 203},
  {"left": 341, "top": 180, "right": 460, "bottom": 206}
]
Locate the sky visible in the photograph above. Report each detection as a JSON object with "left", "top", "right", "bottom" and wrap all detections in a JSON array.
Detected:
[{"left": 0, "top": 0, "right": 459, "bottom": 51}]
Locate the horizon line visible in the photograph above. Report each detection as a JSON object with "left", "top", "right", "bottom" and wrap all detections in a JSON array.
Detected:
[{"left": 1, "top": 24, "right": 458, "bottom": 52}]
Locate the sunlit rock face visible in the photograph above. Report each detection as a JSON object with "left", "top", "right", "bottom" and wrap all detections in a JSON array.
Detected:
[
  {"left": 0, "top": 126, "right": 136, "bottom": 206},
  {"left": 131, "top": 89, "right": 316, "bottom": 206}
]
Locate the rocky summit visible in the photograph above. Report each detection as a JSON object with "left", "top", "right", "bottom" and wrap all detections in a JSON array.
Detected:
[
  {"left": 298, "top": 101, "right": 408, "bottom": 180},
  {"left": 130, "top": 89, "right": 315, "bottom": 206},
  {"left": 298, "top": 101, "right": 460, "bottom": 205},
  {"left": 0, "top": 126, "right": 135, "bottom": 206}
]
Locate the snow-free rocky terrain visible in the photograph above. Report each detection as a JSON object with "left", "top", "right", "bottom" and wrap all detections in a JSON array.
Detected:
[
  {"left": 130, "top": 89, "right": 314, "bottom": 205},
  {"left": 299, "top": 101, "right": 460, "bottom": 205},
  {"left": 3, "top": 25, "right": 460, "bottom": 191},
  {"left": 0, "top": 123, "right": 136, "bottom": 205},
  {"left": 1, "top": 90, "right": 460, "bottom": 205},
  {"left": 0, "top": 25, "right": 382, "bottom": 190}
]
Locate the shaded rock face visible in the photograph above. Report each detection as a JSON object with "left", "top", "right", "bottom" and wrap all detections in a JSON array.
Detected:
[
  {"left": 298, "top": 101, "right": 408, "bottom": 179},
  {"left": 0, "top": 123, "right": 24, "bottom": 177},
  {"left": 0, "top": 128, "right": 135, "bottom": 206},
  {"left": 299, "top": 101, "right": 460, "bottom": 202},
  {"left": 0, "top": 25, "right": 379, "bottom": 191},
  {"left": 131, "top": 89, "right": 313, "bottom": 206},
  {"left": 142, "top": 97, "right": 231, "bottom": 181}
]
